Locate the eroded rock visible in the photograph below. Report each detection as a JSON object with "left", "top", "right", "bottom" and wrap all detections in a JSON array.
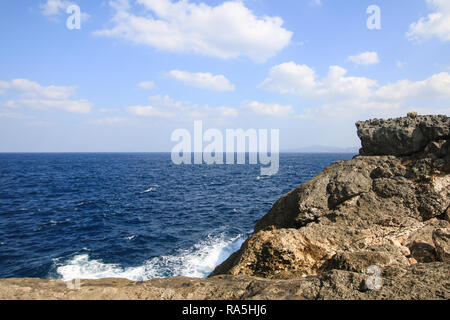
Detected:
[
  {"left": 211, "top": 113, "right": 449, "bottom": 301},
  {"left": 356, "top": 114, "right": 449, "bottom": 156},
  {"left": 433, "top": 228, "right": 450, "bottom": 262},
  {"left": 1, "top": 262, "right": 449, "bottom": 300}
]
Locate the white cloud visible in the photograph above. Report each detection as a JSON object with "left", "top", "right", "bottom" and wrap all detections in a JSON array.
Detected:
[
  {"left": 374, "top": 72, "right": 450, "bottom": 102},
  {"left": 138, "top": 81, "right": 155, "bottom": 90},
  {"left": 259, "top": 62, "right": 317, "bottom": 95},
  {"left": 348, "top": 52, "right": 380, "bottom": 65},
  {"left": 261, "top": 62, "right": 377, "bottom": 101},
  {"left": 0, "top": 79, "right": 92, "bottom": 114},
  {"left": 126, "top": 105, "right": 175, "bottom": 118},
  {"left": 126, "top": 94, "right": 238, "bottom": 119},
  {"left": 217, "top": 106, "right": 238, "bottom": 117},
  {"left": 260, "top": 61, "right": 450, "bottom": 118},
  {"left": 99, "top": 107, "right": 121, "bottom": 113},
  {"left": 0, "top": 112, "right": 25, "bottom": 119},
  {"left": 40, "top": 0, "right": 73, "bottom": 16},
  {"left": 40, "top": 0, "right": 90, "bottom": 21},
  {"left": 94, "top": 0, "right": 292, "bottom": 62},
  {"left": 40, "top": 0, "right": 72, "bottom": 16},
  {"left": 407, "top": 0, "right": 450, "bottom": 42},
  {"left": 1, "top": 100, "right": 20, "bottom": 108},
  {"left": 93, "top": 117, "right": 133, "bottom": 125},
  {"left": 148, "top": 94, "right": 187, "bottom": 109},
  {"left": 246, "top": 101, "right": 294, "bottom": 117},
  {"left": 17, "top": 99, "right": 92, "bottom": 114},
  {"left": 166, "top": 70, "right": 235, "bottom": 91}
]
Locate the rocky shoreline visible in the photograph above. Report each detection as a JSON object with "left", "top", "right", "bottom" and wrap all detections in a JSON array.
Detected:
[{"left": 1, "top": 113, "right": 449, "bottom": 300}]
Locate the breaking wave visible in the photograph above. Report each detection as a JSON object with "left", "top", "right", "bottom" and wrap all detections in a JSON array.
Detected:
[{"left": 55, "top": 233, "right": 245, "bottom": 281}]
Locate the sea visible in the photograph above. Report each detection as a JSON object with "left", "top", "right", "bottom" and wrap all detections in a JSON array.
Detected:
[{"left": 0, "top": 153, "right": 354, "bottom": 281}]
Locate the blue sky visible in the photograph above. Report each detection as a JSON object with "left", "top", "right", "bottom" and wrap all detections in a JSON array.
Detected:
[{"left": 0, "top": 0, "right": 449, "bottom": 152}]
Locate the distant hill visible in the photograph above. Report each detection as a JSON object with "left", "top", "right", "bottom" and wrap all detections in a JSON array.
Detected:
[{"left": 282, "top": 145, "right": 359, "bottom": 153}]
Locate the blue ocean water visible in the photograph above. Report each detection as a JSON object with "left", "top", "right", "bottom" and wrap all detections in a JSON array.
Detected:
[{"left": 0, "top": 153, "right": 354, "bottom": 280}]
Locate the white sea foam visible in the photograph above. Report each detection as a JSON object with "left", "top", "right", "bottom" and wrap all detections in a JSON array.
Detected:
[
  {"left": 56, "top": 233, "right": 245, "bottom": 281},
  {"left": 142, "top": 184, "right": 159, "bottom": 193},
  {"left": 56, "top": 255, "right": 146, "bottom": 281}
]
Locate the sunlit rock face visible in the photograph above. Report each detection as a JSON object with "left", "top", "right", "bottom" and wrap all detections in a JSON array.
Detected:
[{"left": 211, "top": 114, "right": 449, "bottom": 292}]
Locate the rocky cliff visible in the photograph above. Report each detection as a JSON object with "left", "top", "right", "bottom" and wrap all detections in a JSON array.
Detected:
[
  {"left": 210, "top": 113, "right": 449, "bottom": 282},
  {"left": 0, "top": 113, "right": 449, "bottom": 300}
]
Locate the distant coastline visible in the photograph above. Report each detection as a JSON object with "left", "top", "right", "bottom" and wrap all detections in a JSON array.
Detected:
[
  {"left": 282, "top": 145, "right": 359, "bottom": 153},
  {"left": 0, "top": 149, "right": 359, "bottom": 154}
]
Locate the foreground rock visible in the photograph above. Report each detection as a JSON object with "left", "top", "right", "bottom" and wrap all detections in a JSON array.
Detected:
[
  {"left": 0, "top": 262, "right": 448, "bottom": 300},
  {"left": 0, "top": 113, "right": 448, "bottom": 300},
  {"left": 210, "top": 113, "right": 449, "bottom": 299}
]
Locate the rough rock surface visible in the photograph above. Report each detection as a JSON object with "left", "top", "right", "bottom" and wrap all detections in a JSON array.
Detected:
[
  {"left": 0, "top": 262, "right": 448, "bottom": 300},
  {"left": 1, "top": 113, "right": 449, "bottom": 300},
  {"left": 356, "top": 113, "right": 449, "bottom": 156},
  {"left": 209, "top": 113, "right": 449, "bottom": 298}
]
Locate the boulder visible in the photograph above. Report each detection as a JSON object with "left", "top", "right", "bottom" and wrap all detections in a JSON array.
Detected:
[{"left": 356, "top": 114, "right": 449, "bottom": 156}]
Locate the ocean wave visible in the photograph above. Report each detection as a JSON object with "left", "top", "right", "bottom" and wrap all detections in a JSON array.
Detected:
[
  {"left": 32, "top": 219, "right": 71, "bottom": 231},
  {"left": 55, "top": 233, "right": 245, "bottom": 281},
  {"left": 56, "top": 254, "right": 146, "bottom": 281},
  {"left": 142, "top": 184, "right": 159, "bottom": 193}
]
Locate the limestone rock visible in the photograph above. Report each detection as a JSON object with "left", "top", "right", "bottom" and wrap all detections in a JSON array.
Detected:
[
  {"left": 211, "top": 228, "right": 333, "bottom": 279},
  {"left": 1, "top": 262, "right": 448, "bottom": 300},
  {"left": 211, "top": 113, "right": 450, "bottom": 302},
  {"left": 323, "top": 246, "right": 408, "bottom": 274},
  {"left": 405, "top": 219, "right": 449, "bottom": 262},
  {"left": 356, "top": 114, "right": 449, "bottom": 156},
  {"left": 433, "top": 228, "right": 450, "bottom": 262}
]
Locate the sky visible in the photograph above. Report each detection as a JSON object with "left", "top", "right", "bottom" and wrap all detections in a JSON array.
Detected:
[{"left": 0, "top": 0, "right": 449, "bottom": 152}]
